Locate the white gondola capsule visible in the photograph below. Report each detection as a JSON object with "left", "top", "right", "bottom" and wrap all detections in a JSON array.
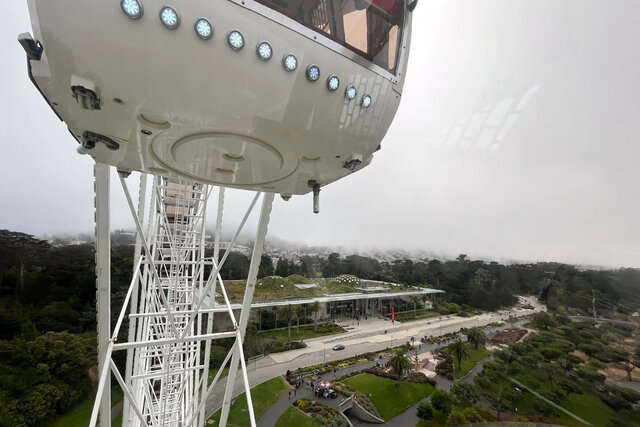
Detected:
[{"left": 21, "top": 0, "right": 413, "bottom": 194}]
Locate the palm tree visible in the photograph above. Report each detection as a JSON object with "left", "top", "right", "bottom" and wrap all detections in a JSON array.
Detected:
[
  {"left": 389, "top": 348, "right": 412, "bottom": 378},
  {"left": 310, "top": 301, "right": 320, "bottom": 329},
  {"left": 446, "top": 338, "right": 470, "bottom": 371},
  {"left": 294, "top": 304, "right": 304, "bottom": 333},
  {"left": 466, "top": 327, "right": 486, "bottom": 350},
  {"left": 278, "top": 305, "right": 295, "bottom": 342},
  {"left": 410, "top": 296, "right": 420, "bottom": 313}
]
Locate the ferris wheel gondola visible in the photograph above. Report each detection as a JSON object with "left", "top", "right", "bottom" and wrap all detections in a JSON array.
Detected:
[{"left": 20, "top": 0, "right": 415, "bottom": 198}]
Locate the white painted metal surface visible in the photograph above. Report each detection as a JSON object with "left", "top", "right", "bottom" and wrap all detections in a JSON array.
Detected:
[
  {"left": 88, "top": 169, "right": 273, "bottom": 427},
  {"left": 22, "top": 0, "right": 412, "bottom": 195},
  {"left": 94, "top": 163, "right": 111, "bottom": 427}
]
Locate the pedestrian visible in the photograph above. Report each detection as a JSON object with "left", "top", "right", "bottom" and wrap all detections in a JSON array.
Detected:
[
  {"left": 294, "top": 388, "right": 297, "bottom": 397},
  {"left": 288, "top": 390, "right": 291, "bottom": 399}
]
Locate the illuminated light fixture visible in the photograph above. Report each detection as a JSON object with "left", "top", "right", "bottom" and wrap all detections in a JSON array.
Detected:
[
  {"left": 326, "top": 75, "right": 340, "bottom": 91},
  {"left": 282, "top": 53, "right": 298, "bottom": 72},
  {"left": 227, "top": 30, "right": 245, "bottom": 50},
  {"left": 159, "top": 6, "right": 180, "bottom": 29},
  {"left": 306, "top": 65, "right": 320, "bottom": 82},
  {"left": 121, "top": 0, "right": 143, "bottom": 19},
  {"left": 345, "top": 85, "right": 357, "bottom": 100},
  {"left": 194, "top": 18, "right": 213, "bottom": 40},
  {"left": 361, "top": 95, "right": 372, "bottom": 108},
  {"left": 256, "top": 41, "right": 273, "bottom": 61}
]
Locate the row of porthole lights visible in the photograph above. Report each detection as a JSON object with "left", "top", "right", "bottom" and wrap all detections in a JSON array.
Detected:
[{"left": 120, "top": 0, "right": 373, "bottom": 109}]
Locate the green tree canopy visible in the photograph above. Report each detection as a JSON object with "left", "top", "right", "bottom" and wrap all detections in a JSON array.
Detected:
[
  {"left": 466, "top": 327, "right": 486, "bottom": 350},
  {"left": 446, "top": 338, "right": 471, "bottom": 370}
]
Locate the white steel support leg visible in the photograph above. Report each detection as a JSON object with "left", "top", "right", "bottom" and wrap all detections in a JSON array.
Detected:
[
  {"left": 219, "top": 193, "right": 274, "bottom": 427},
  {"left": 198, "top": 187, "right": 224, "bottom": 425},
  {"left": 94, "top": 163, "right": 111, "bottom": 427},
  {"left": 124, "top": 173, "right": 148, "bottom": 426}
]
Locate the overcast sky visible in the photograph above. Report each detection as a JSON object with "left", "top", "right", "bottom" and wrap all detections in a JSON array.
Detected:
[{"left": 2, "top": 1, "right": 639, "bottom": 268}]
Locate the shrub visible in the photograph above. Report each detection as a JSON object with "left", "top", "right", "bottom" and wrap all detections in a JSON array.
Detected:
[
  {"left": 355, "top": 392, "right": 381, "bottom": 418},
  {"left": 430, "top": 389, "right": 454, "bottom": 415},
  {"left": 407, "top": 371, "right": 436, "bottom": 385},
  {"left": 462, "top": 405, "right": 486, "bottom": 422},
  {"left": 416, "top": 401, "right": 434, "bottom": 420},
  {"left": 575, "top": 365, "right": 605, "bottom": 383},
  {"left": 451, "top": 382, "right": 479, "bottom": 406},
  {"left": 600, "top": 393, "right": 631, "bottom": 411},
  {"left": 446, "top": 410, "right": 469, "bottom": 426}
]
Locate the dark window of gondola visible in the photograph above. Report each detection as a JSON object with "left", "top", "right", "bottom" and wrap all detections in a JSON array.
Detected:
[{"left": 252, "top": 0, "right": 405, "bottom": 74}]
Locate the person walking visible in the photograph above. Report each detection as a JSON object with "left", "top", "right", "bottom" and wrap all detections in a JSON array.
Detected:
[{"left": 288, "top": 390, "right": 291, "bottom": 399}]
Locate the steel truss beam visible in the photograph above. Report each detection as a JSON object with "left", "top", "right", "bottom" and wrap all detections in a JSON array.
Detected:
[{"left": 90, "top": 165, "right": 274, "bottom": 427}]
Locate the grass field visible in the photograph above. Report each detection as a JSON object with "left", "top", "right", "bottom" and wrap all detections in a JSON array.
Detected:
[
  {"left": 560, "top": 383, "right": 616, "bottom": 426},
  {"left": 258, "top": 324, "right": 344, "bottom": 342},
  {"left": 275, "top": 406, "right": 320, "bottom": 427},
  {"left": 342, "top": 373, "right": 434, "bottom": 421},
  {"left": 208, "top": 376, "right": 290, "bottom": 426},
  {"left": 511, "top": 366, "right": 618, "bottom": 426},
  {"left": 209, "top": 367, "right": 231, "bottom": 385},
  {"left": 453, "top": 346, "right": 490, "bottom": 379},
  {"left": 50, "top": 387, "right": 123, "bottom": 427}
]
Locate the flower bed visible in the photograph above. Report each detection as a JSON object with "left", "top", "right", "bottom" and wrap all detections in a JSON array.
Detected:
[{"left": 293, "top": 352, "right": 376, "bottom": 377}]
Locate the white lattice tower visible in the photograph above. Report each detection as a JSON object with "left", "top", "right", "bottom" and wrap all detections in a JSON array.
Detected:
[
  {"left": 89, "top": 168, "right": 273, "bottom": 427},
  {"left": 128, "top": 178, "right": 209, "bottom": 426}
]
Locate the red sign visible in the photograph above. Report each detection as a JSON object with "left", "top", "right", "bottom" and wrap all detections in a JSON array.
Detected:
[{"left": 392, "top": 307, "right": 395, "bottom": 324}]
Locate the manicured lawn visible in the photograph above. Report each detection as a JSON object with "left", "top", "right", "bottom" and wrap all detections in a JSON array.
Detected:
[
  {"left": 258, "top": 324, "right": 345, "bottom": 342},
  {"left": 561, "top": 383, "right": 616, "bottom": 426},
  {"left": 453, "top": 346, "right": 490, "bottom": 379},
  {"left": 208, "top": 376, "right": 290, "bottom": 426},
  {"left": 111, "top": 412, "right": 122, "bottom": 426},
  {"left": 342, "top": 373, "right": 434, "bottom": 421},
  {"left": 51, "top": 395, "right": 94, "bottom": 427},
  {"left": 275, "top": 406, "right": 320, "bottom": 427},
  {"left": 510, "top": 364, "right": 622, "bottom": 426},
  {"left": 209, "top": 367, "right": 231, "bottom": 385},
  {"left": 51, "top": 387, "right": 123, "bottom": 427}
]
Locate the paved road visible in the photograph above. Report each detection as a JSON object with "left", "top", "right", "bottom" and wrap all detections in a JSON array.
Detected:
[{"left": 205, "top": 297, "right": 544, "bottom": 420}]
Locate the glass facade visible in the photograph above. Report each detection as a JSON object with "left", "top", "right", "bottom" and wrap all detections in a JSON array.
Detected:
[{"left": 255, "top": 0, "right": 405, "bottom": 74}]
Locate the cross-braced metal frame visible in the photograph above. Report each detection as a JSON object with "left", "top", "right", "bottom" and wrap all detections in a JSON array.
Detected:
[{"left": 90, "top": 163, "right": 274, "bottom": 427}]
